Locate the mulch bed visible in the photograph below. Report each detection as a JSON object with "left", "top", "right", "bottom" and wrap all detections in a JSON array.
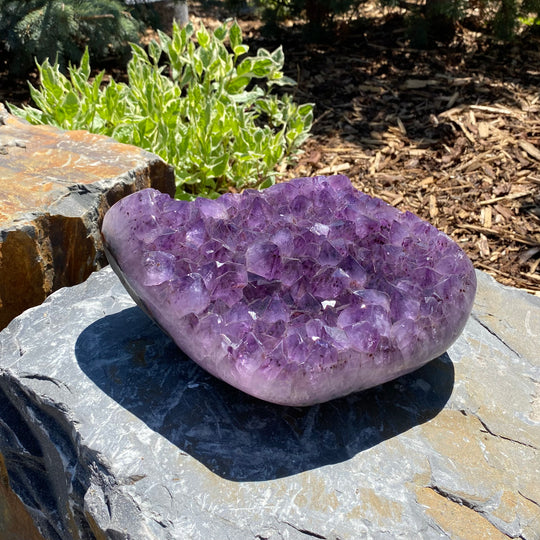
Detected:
[
  {"left": 221, "top": 3, "right": 540, "bottom": 295},
  {"left": 3, "top": 1, "right": 539, "bottom": 294}
]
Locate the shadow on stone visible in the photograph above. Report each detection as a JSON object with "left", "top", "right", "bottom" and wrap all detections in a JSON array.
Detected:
[{"left": 75, "top": 306, "right": 454, "bottom": 482}]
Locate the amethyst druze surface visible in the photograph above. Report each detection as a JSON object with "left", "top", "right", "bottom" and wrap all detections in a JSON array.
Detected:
[{"left": 101, "top": 175, "right": 476, "bottom": 406}]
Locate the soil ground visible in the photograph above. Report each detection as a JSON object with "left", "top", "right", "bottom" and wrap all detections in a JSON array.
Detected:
[{"left": 2, "top": 1, "right": 539, "bottom": 294}]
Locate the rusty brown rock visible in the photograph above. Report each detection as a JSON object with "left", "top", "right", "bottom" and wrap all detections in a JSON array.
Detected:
[{"left": 0, "top": 104, "right": 175, "bottom": 329}]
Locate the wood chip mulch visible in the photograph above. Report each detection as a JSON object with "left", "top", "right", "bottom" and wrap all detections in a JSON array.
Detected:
[
  {"left": 239, "top": 5, "right": 540, "bottom": 295},
  {"left": 4, "top": 2, "right": 539, "bottom": 294}
]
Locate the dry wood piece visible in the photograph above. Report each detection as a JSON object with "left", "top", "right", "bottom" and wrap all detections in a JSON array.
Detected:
[
  {"left": 479, "top": 192, "right": 533, "bottom": 206},
  {"left": 518, "top": 140, "right": 540, "bottom": 161}
]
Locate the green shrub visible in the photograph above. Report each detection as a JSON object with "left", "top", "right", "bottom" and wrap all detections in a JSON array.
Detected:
[
  {"left": 0, "top": 0, "right": 143, "bottom": 74},
  {"left": 492, "top": 0, "right": 540, "bottom": 39},
  {"left": 9, "top": 21, "right": 313, "bottom": 199},
  {"left": 250, "top": 0, "right": 539, "bottom": 42},
  {"left": 238, "top": 0, "right": 366, "bottom": 30},
  {"left": 383, "top": 0, "right": 540, "bottom": 44}
]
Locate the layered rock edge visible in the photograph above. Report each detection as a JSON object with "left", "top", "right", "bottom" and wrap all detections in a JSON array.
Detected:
[
  {"left": 0, "top": 104, "right": 175, "bottom": 329},
  {"left": 0, "top": 266, "right": 538, "bottom": 539}
]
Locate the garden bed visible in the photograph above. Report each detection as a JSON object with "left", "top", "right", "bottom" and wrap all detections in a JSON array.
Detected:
[
  {"left": 2, "top": 0, "right": 538, "bottom": 293},
  {"left": 237, "top": 3, "right": 540, "bottom": 294}
]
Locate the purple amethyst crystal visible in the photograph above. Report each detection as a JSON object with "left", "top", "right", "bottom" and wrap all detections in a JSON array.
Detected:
[{"left": 101, "top": 176, "right": 476, "bottom": 406}]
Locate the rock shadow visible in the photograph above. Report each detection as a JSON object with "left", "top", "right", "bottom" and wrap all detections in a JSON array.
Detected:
[{"left": 75, "top": 306, "right": 454, "bottom": 482}]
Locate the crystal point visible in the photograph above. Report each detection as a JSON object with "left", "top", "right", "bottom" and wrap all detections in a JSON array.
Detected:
[{"left": 102, "top": 175, "right": 476, "bottom": 406}]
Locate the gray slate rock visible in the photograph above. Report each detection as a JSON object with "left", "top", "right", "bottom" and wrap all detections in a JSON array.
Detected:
[{"left": 0, "top": 268, "right": 539, "bottom": 539}]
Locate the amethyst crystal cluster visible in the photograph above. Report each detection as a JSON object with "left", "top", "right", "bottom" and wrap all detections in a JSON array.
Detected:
[{"left": 102, "top": 175, "right": 476, "bottom": 406}]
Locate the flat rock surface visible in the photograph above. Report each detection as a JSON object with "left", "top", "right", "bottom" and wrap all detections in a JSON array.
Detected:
[
  {"left": 0, "top": 267, "right": 539, "bottom": 539},
  {"left": 0, "top": 104, "right": 175, "bottom": 329}
]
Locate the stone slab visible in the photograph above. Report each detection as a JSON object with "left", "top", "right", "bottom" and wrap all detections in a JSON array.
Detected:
[
  {"left": 0, "top": 104, "right": 175, "bottom": 329},
  {"left": 0, "top": 267, "right": 539, "bottom": 539}
]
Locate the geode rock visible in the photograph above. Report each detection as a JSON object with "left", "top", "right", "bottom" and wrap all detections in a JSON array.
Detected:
[{"left": 101, "top": 175, "right": 476, "bottom": 406}]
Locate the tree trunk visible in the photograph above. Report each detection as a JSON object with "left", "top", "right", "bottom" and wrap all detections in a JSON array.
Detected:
[
  {"left": 173, "top": 1, "right": 189, "bottom": 27},
  {"left": 424, "top": 0, "right": 456, "bottom": 43},
  {"left": 305, "top": 0, "right": 330, "bottom": 28}
]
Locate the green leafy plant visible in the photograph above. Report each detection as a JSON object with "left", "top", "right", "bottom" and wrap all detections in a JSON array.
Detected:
[
  {"left": 491, "top": 0, "right": 540, "bottom": 38},
  {"left": 0, "top": 0, "right": 143, "bottom": 75},
  {"left": 9, "top": 21, "right": 313, "bottom": 199}
]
